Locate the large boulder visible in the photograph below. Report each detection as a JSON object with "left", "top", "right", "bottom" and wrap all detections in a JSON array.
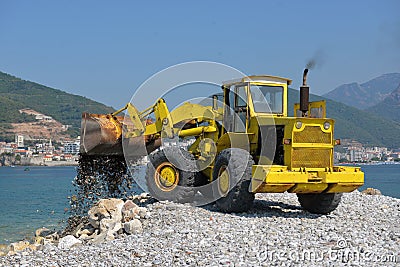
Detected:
[
  {"left": 0, "top": 244, "right": 8, "bottom": 256},
  {"left": 66, "top": 197, "right": 150, "bottom": 245},
  {"left": 34, "top": 228, "right": 59, "bottom": 245},
  {"left": 361, "top": 187, "right": 382, "bottom": 195},
  {"left": 88, "top": 198, "right": 124, "bottom": 228},
  {"left": 7, "top": 241, "right": 41, "bottom": 255},
  {"left": 123, "top": 219, "right": 143, "bottom": 234},
  {"left": 76, "top": 226, "right": 96, "bottom": 237},
  {"left": 35, "top": 227, "right": 53, "bottom": 237},
  {"left": 122, "top": 200, "right": 140, "bottom": 222},
  {"left": 87, "top": 198, "right": 125, "bottom": 241},
  {"left": 58, "top": 235, "right": 82, "bottom": 249},
  {"left": 9, "top": 241, "right": 30, "bottom": 252}
]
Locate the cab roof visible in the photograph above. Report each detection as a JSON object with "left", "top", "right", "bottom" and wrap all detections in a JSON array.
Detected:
[{"left": 223, "top": 75, "right": 292, "bottom": 87}]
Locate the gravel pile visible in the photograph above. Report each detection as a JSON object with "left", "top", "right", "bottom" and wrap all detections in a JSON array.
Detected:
[{"left": 1, "top": 191, "right": 399, "bottom": 267}]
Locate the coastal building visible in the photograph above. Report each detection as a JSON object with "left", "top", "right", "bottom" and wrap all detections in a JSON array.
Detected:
[
  {"left": 0, "top": 143, "right": 14, "bottom": 154},
  {"left": 63, "top": 142, "right": 79, "bottom": 155},
  {"left": 46, "top": 139, "right": 54, "bottom": 154},
  {"left": 35, "top": 114, "right": 53, "bottom": 121},
  {"left": 390, "top": 153, "right": 400, "bottom": 159},
  {"left": 14, "top": 148, "right": 32, "bottom": 157},
  {"left": 0, "top": 142, "right": 6, "bottom": 154},
  {"left": 61, "top": 154, "right": 73, "bottom": 161},
  {"left": 43, "top": 155, "right": 53, "bottom": 162},
  {"left": 15, "top": 135, "right": 24, "bottom": 148}
]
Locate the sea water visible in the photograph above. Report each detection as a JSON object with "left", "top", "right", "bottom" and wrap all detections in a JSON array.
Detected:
[
  {"left": 0, "top": 164, "right": 399, "bottom": 244},
  {"left": 0, "top": 166, "right": 75, "bottom": 244},
  {"left": 359, "top": 164, "right": 400, "bottom": 198}
]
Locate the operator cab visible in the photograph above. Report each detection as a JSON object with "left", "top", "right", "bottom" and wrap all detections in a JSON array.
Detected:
[
  {"left": 222, "top": 75, "right": 291, "bottom": 115},
  {"left": 220, "top": 75, "right": 291, "bottom": 133}
]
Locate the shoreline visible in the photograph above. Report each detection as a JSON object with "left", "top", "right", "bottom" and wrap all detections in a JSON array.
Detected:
[
  {"left": 1, "top": 154, "right": 79, "bottom": 167},
  {"left": 339, "top": 162, "right": 400, "bottom": 166},
  {"left": 1, "top": 162, "right": 78, "bottom": 167},
  {"left": 3, "top": 161, "right": 399, "bottom": 167}
]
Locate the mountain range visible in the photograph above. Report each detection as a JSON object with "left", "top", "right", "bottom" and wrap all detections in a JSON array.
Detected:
[
  {"left": 0, "top": 70, "right": 399, "bottom": 148},
  {"left": 323, "top": 73, "right": 400, "bottom": 123}
]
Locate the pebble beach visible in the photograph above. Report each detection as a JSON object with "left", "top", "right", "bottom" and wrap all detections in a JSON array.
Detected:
[{"left": 0, "top": 191, "right": 399, "bottom": 267}]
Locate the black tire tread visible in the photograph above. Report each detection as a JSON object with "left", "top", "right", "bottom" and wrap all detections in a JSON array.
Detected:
[
  {"left": 213, "top": 148, "right": 255, "bottom": 213},
  {"left": 297, "top": 193, "right": 342, "bottom": 214}
]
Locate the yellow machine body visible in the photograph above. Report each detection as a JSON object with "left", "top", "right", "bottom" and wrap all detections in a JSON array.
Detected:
[{"left": 80, "top": 74, "right": 364, "bottom": 194}]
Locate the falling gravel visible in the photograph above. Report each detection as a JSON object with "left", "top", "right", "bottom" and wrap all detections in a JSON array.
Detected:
[
  {"left": 64, "top": 154, "right": 141, "bottom": 235},
  {"left": 72, "top": 154, "right": 132, "bottom": 214},
  {"left": 1, "top": 191, "right": 399, "bottom": 266}
]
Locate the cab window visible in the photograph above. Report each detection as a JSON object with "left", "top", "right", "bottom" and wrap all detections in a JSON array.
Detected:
[
  {"left": 234, "top": 85, "right": 247, "bottom": 132},
  {"left": 250, "top": 85, "right": 283, "bottom": 113},
  {"left": 223, "top": 85, "right": 248, "bottom": 132}
]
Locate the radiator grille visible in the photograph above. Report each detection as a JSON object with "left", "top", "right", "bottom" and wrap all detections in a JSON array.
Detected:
[
  {"left": 293, "top": 126, "right": 331, "bottom": 144},
  {"left": 292, "top": 148, "right": 331, "bottom": 168}
]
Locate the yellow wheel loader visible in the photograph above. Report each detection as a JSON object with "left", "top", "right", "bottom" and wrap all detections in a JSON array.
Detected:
[{"left": 80, "top": 69, "right": 364, "bottom": 214}]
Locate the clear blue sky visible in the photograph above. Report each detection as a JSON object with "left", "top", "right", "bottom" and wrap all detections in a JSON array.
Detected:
[{"left": 1, "top": 0, "right": 399, "bottom": 108}]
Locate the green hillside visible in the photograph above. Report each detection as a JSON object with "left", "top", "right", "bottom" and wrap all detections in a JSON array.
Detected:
[
  {"left": 288, "top": 88, "right": 400, "bottom": 148},
  {"left": 0, "top": 71, "right": 115, "bottom": 138}
]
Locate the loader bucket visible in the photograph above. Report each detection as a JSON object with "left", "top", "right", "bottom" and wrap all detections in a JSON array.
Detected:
[
  {"left": 80, "top": 113, "right": 124, "bottom": 155},
  {"left": 80, "top": 113, "right": 162, "bottom": 157}
]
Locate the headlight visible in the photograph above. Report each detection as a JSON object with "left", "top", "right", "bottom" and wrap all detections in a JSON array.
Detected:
[
  {"left": 323, "top": 121, "right": 331, "bottom": 130},
  {"left": 295, "top": 121, "right": 303, "bottom": 129}
]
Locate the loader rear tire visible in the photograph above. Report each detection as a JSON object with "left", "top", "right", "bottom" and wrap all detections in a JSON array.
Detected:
[
  {"left": 297, "top": 193, "right": 342, "bottom": 214},
  {"left": 213, "top": 148, "right": 255, "bottom": 213},
  {"left": 146, "top": 147, "right": 196, "bottom": 203}
]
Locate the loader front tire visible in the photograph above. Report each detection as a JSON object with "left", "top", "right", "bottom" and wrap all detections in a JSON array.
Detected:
[
  {"left": 146, "top": 147, "right": 196, "bottom": 203},
  {"left": 213, "top": 148, "right": 255, "bottom": 213},
  {"left": 297, "top": 193, "right": 342, "bottom": 214}
]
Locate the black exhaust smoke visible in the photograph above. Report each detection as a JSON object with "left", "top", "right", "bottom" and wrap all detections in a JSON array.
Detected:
[{"left": 300, "top": 68, "right": 309, "bottom": 115}]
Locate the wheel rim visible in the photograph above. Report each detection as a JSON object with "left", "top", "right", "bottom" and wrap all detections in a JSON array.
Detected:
[
  {"left": 154, "top": 162, "right": 179, "bottom": 192},
  {"left": 218, "top": 165, "right": 230, "bottom": 196}
]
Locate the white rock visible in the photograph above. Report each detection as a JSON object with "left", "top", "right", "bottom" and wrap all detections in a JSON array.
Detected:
[
  {"left": 123, "top": 219, "right": 143, "bottom": 234},
  {"left": 138, "top": 207, "right": 148, "bottom": 219},
  {"left": 122, "top": 200, "right": 140, "bottom": 222},
  {"left": 100, "top": 218, "right": 122, "bottom": 238},
  {"left": 88, "top": 198, "right": 124, "bottom": 228},
  {"left": 58, "top": 235, "right": 82, "bottom": 250}
]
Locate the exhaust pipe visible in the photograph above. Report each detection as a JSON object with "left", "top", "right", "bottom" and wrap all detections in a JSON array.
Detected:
[{"left": 300, "top": 68, "right": 310, "bottom": 116}]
